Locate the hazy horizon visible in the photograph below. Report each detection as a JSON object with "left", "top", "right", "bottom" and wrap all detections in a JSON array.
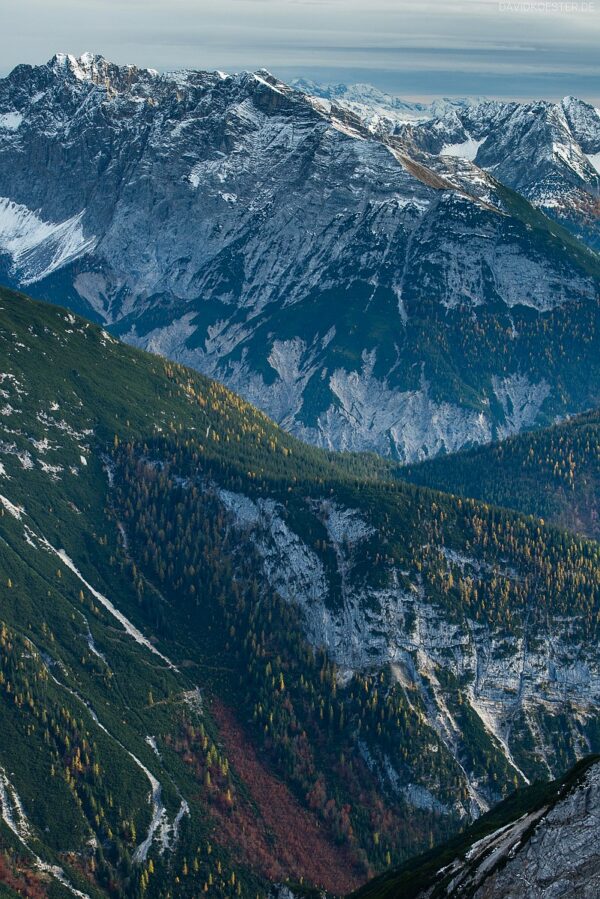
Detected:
[{"left": 1, "top": 0, "right": 599, "bottom": 104}]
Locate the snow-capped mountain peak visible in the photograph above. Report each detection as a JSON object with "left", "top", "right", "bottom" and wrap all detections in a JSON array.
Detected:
[
  {"left": 0, "top": 56, "right": 598, "bottom": 463},
  {"left": 391, "top": 93, "right": 600, "bottom": 248}
]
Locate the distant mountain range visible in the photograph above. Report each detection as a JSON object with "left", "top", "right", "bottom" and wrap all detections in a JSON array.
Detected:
[
  {"left": 0, "top": 54, "right": 598, "bottom": 462},
  {"left": 289, "top": 78, "right": 479, "bottom": 131},
  {"left": 1, "top": 288, "right": 599, "bottom": 896},
  {"left": 392, "top": 95, "right": 600, "bottom": 251}
]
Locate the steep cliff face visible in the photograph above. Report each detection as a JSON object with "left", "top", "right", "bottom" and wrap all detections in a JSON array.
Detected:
[
  {"left": 212, "top": 485, "right": 600, "bottom": 811},
  {"left": 0, "top": 55, "right": 599, "bottom": 461}
]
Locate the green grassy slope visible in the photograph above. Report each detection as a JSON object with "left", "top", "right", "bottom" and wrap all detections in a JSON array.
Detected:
[
  {"left": 0, "top": 293, "right": 275, "bottom": 895},
  {"left": 1, "top": 289, "right": 352, "bottom": 896},
  {"left": 398, "top": 409, "right": 600, "bottom": 538},
  {"left": 1, "top": 287, "right": 600, "bottom": 897}
]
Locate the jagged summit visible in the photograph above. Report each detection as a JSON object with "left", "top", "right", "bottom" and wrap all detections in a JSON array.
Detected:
[
  {"left": 43, "top": 53, "right": 285, "bottom": 94},
  {"left": 394, "top": 92, "right": 600, "bottom": 248},
  {"left": 47, "top": 51, "right": 160, "bottom": 86},
  {"left": 50, "top": 50, "right": 110, "bottom": 75}
]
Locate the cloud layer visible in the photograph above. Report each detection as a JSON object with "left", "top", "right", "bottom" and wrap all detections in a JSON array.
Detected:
[{"left": 1, "top": 0, "right": 598, "bottom": 101}]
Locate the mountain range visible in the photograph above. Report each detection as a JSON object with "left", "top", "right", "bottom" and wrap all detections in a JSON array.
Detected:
[
  {"left": 0, "top": 287, "right": 599, "bottom": 897},
  {"left": 294, "top": 80, "right": 600, "bottom": 251},
  {"left": 393, "top": 95, "right": 600, "bottom": 252},
  {"left": 1, "top": 51, "right": 600, "bottom": 899},
  {"left": 0, "top": 54, "right": 599, "bottom": 461},
  {"left": 288, "top": 79, "right": 478, "bottom": 133}
]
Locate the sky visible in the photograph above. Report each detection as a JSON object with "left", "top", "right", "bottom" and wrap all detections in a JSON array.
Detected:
[{"left": 1, "top": 0, "right": 599, "bottom": 103}]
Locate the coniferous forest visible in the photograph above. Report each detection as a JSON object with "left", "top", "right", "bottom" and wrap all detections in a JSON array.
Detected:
[{"left": 0, "top": 289, "right": 599, "bottom": 897}]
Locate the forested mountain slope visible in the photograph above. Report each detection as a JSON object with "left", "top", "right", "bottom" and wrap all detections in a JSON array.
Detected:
[
  {"left": 351, "top": 754, "right": 600, "bottom": 899},
  {"left": 399, "top": 409, "right": 600, "bottom": 538},
  {"left": 1, "top": 288, "right": 600, "bottom": 897},
  {"left": 0, "top": 54, "right": 599, "bottom": 460}
]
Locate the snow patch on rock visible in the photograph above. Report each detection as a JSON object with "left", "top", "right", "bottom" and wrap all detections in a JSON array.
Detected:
[
  {"left": 0, "top": 112, "right": 22, "bottom": 131},
  {"left": 0, "top": 197, "right": 96, "bottom": 285},
  {"left": 441, "top": 136, "right": 485, "bottom": 161}
]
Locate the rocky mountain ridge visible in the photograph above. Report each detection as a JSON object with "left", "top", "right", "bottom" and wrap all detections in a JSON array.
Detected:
[
  {"left": 352, "top": 754, "right": 600, "bottom": 898},
  {"left": 392, "top": 94, "right": 600, "bottom": 251},
  {"left": 0, "top": 55, "right": 599, "bottom": 461},
  {"left": 296, "top": 80, "right": 600, "bottom": 250}
]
